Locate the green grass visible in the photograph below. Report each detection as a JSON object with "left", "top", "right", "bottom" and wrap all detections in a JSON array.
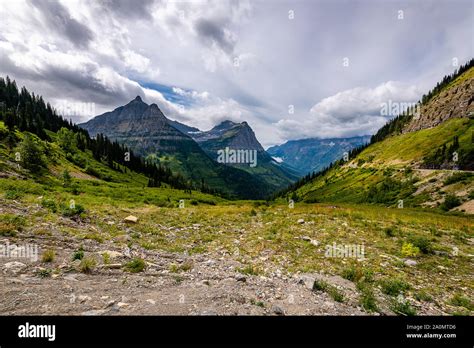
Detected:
[
  {"left": 124, "top": 258, "right": 147, "bottom": 273},
  {"left": 391, "top": 298, "right": 417, "bottom": 316},
  {"left": 169, "top": 260, "right": 193, "bottom": 273},
  {"left": 41, "top": 249, "right": 55, "bottom": 263},
  {"left": 450, "top": 294, "right": 473, "bottom": 311},
  {"left": 380, "top": 279, "right": 411, "bottom": 296},
  {"left": 79, "top": 257, "right": 96, "bottom": 273},
  {"left": 72, "top": 248, "right": 84, "bottom": 261},
  {"left": 358, "top": 284, "right": 378, "bottom": 312},
  {"left": 312, "top": 279, "right": 344, "bottom": 302},
  {"left": 444, "top": 172, "right": 473, "bottom": 186}
]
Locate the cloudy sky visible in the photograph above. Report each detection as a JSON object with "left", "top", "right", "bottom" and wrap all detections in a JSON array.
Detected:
[{"left": 0, "top": 0, "right": 472, "bottom": 147}]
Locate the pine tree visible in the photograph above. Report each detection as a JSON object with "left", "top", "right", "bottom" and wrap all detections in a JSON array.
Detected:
[{"left": 17, "top": 134, "right": 45, "bottom": 172}]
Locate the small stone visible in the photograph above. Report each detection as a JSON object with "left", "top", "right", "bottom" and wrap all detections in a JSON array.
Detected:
[
  {"left": 236, "top": 275, "right": 247, "bottom": 282},
  {"left": 297, "top": 219, "right": 305, "bottom": 224},
  {"left": 297, "top": 275, "right": 316, "bottom": 290},
  {"left": 146, "top": 299, "right": 156, "bottom": 305},
  {"left": 64, "top": 274, "right": 78, "bottom": 281},
  {"left": 3, "top": 261, "right": 26, "bottom": 274},
  {"left": 101, "top": 250, "right": 123, "bottom": 259},
  {"left": 404, "top": 259, "right": 417, "bottom": 266},
  {"left": 124, "top": 215, "right": 138, "bottom": 223},
  {"left": 310, "top": 240, "right": 319, "bottom": 246},
  {"left": 105, "top": 300, "right": 115, "bottom": 308},
  {"left": 301, "top": 236, "right": 311, "bottom": 241},
  {"left": 78, "top": 295, "right": 91, "bottom": 303},
  {"left": 117, "top": 302, "right": 129, "bottom": 308},
  {"left": 271, "top": 305, "right": 285, "bottom": 315}
]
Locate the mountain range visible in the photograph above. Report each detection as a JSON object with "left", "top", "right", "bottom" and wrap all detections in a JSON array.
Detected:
[
  {"left": 79, "top": 97, "right": 300, "bottom": 198},
  {"left": 267, "top": 136, "right": 371, "bottom": 176},
  {"left": 79, "top": 96, "right": 378, "bottom": 198}
]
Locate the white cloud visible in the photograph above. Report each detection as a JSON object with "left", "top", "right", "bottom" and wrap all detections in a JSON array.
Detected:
[{"left": 276, "top": 81, "right": 422, "bottom": 140}]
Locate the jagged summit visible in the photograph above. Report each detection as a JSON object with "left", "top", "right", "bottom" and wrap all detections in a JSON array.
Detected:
[{"left": 78, "top": 97, "right": 190, "bottom": 155}]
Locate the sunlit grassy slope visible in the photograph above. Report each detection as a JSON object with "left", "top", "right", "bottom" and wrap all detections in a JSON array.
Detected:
[{"left": 295, "top": 118, "right": 474, "bottom": 207}]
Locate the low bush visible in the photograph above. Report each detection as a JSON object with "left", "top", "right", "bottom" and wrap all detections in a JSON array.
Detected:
[{"left": 124, "top": 258, "right": 146, "bottom": 273}]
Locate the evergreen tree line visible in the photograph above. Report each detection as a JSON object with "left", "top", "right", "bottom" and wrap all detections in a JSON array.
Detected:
[
  {"left": 422, "top": 135, "right": 474, "bottom": 170},
  {"left": 0, "top": 76, "right": 218, "bottom": 193}
]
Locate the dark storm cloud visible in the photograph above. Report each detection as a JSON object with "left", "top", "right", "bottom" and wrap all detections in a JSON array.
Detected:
[
  {"left": 194, "top": 18, "right": 235, "bottom": 54},
  {"left": 29, "top": 0, "right": 94, "bottom": 48},
  {"left": 0, "top": 51, "right": 141, "bottom": 118},
  {"left": 99, "top": 0, "right": 155, "bottom": 20}
]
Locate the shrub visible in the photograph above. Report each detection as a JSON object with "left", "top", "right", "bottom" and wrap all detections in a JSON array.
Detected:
[
  {"left": 312, "top": 279, "right": 344, "bottom": 302},
  {"left": 124, "top": 258, "right": 146, "bottom": 273},
  {"left": 443, "top": 172, "right": 473, "bottom": 186},
  {"left": 4, "top": 189, "right": 22, "bottom": 200},
  {"left": 0, "top": 222, "right": 17, "bottom": 236},
  {"left": 380, "top": 278, "right": 410, "bottom": 296},
  {"left": 342, "top": 267, "right": 358, "bottom": 282},
  {"left": 0, "top": 214, "right": 26, "bottom": 236},
  {"left": 72, "top": 248, "right": 84, "bottom": 261},
  {"left": 450, "top": 294, "right": 473, "bottom": 311},
  {"left": 384, "top": 226, "right": 396, "bottom": 237},
  {"left": 85, "top": 166, "right": 100, "bottom": 178},
  {"left": 79, "top": 257, "right": 96, "bottom": 273},
  {"left": 238, "top": 264, "right": 261, "bottom": 276},
  {"left": 415, "top": 291, "right": 433, "bottom": 302},
  {"left": 102, "top": 252, "right": 110, "bottom": 265},
  {"left": 342, "top": 266, "right": 374, "bottom": 283},
  {"left": 391, "top": 298, "right": 416, "bottom": 316},
  {"left": 71, "top": 153, "right": 87, "bottom": 168},
  {"left": 328, "top": 286, "right": 345, "bottom": 302},
  {"left": 62, "top": 169, "right": 72, "bottom": 187},
  {"left": 250, "top": 299, "right": 265, "bottom": 307},
  {"left": 312, "top": 279, "right": 328, "bottom": 291},
  {"left": 61, "top": 203, "right": 85, "bottom": 218},
  {"left": 408, "top": 236, "right": 433, "bottom": 254},
  {"left": 440, "top": 194, "right": 461, "bottom": 211},
  {"left": 41, "top": 249, "right": 55, "bottom": 263},
  {"left": 401, "top": 242, "right": 420, "bottom": 257},
  {"left": 37, "top": 268, "right": 52, "bottom": 278},
  {"left": 41, "top": 198, "right": 57, "bottom": 213},
  {"left": 190, "top": 200, "right": 198, "bottom": 206},
  {"left": 198, "top": 199, "right": 216, "bottom": 206},
  {"left": 359, "top": 285, "right": 378, "bottom": 312}
]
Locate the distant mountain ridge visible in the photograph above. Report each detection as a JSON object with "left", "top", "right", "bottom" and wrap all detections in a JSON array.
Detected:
[
  {"left": 267, "top": 135, "right": 371, "bottom": 176},
  {"left": 173, "top": 119, "right": 300, "bottom": 188}
]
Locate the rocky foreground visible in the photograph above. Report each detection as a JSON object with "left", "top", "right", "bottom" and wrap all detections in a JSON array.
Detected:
[{"left": 1, "top": 198, "right": 471, "bottom": 316}]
